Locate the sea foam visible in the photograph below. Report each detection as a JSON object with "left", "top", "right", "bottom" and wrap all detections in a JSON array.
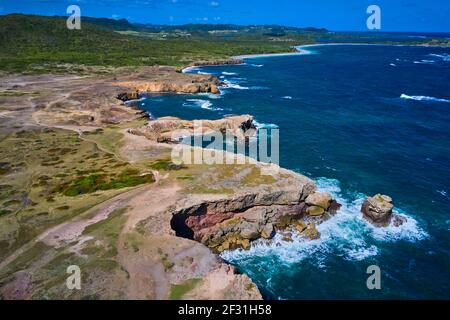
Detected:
[
  {"left": 223, "top": 79, "right": 249, "bottom": 90},
  {"left": 183, "top": 99, "right": 222, "bottom": 111},
  {"left": 221, "top": 177, "right": 428, "bottom": 267}
]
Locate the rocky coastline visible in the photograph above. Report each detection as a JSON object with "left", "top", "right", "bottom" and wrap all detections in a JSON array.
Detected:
[{"left": 0, "top": 64, "right": 406, "bottom": 300}]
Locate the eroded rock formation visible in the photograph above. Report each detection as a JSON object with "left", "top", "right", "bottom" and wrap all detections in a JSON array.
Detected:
[
  {"left": 170, "top": 183, "right": 340, "bottom": 253},
  {"left": 129, "top": 115, "right": 257, "bottom": 143},
  {"left": 117, "top": 75, "right": 222, "bottom": 95},
  {"left": 190, "top": 59, "right": 245, "bottom": 67},
  {"left": 361, "top": 194, "right": 406, "bottom": 227}
]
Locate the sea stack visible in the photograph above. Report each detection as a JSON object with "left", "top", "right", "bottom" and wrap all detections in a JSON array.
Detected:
[{"left": 361, "top": 194, "right": 406, "bottom": 227}]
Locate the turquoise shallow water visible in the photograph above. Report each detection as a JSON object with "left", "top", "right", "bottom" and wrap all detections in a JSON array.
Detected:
[{"left": 137, "top": 44, "right": 450, "bottom": 299}]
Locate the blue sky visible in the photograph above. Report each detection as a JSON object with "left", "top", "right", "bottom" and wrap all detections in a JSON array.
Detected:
[{"left": 0, "top": 0, "right": 449, "bottom": 32}]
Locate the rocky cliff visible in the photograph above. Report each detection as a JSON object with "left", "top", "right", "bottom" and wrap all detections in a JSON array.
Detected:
[
  {"left": 162, "top": 170, "right": 340, "bottom": 253},
  {"left": 129, "top": 115, "right": 256, "bottom": 143}
]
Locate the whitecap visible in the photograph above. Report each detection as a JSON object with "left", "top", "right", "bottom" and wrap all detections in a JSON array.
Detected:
[
  {"left": 197, "top": 92, "right": 222, "bottom": 100},
  {"left": 222, "top": 72, "right": 237, "bottom": 76},
  {"left": 183, "top": 99, "right": 223, "bottom": 111},
  {"left": 249, "top": 64, "right": 264, "bottom": 67},
  {"left": 282, "top": 96, "right": 293, "bottom": 99},
  {"left": 197, "top": 71, "right": 212, "bottom": 75},
  {"left": 124, "top": 97, "right": 145, "bottom": 105},
  {"left": 223, "top": 80, "right": 249, "bottom": 90},
  {"left": 437, "top": 190, "right": 449, "bottom": 200},
  {"left": 250, "top": 86, "right": 270, "bottom": 90},
  {"left": 389, "top": 63, "right": 396, "bottom": 67},
  {"left": 413, "top": 60, "right": 435, "bottom": 64},
  {"left": 181, "top": 66, "right": 199, "bottom": 73},
  {"left": 253, "top": 119, "right": 279, "bottom": 129},
  {"left": 400, "top": 94, "right": 450, "bottom": 103},
  {"left": 429, "top": 53, "right": 450, "bottom": 61}
]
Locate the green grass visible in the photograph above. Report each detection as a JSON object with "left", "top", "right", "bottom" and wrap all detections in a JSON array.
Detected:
[
  {"left": 0, "top": 14, "right": 303, "bottom": 74},
  {"left": 148, "top": 159, "right": 185, "bottom": 171},
  {"left": 59, "top": 169, "right": 154, "bottom": 197},
  {"left": 169, "top": 278, "right": 202, "bottom": 300}
]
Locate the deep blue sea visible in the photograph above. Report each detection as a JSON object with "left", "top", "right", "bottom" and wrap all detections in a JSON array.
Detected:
[{"left": 137, "top": 45, "right": 450, "bottom": 299}]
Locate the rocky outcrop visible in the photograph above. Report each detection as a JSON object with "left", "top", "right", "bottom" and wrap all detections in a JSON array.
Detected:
[
  {"left": 117, "top": 75, "right": 222, "bottom": 95},
  {"left": 191, "top": 59, "right": 245, "bottom": 67},
  {"left": 361, "top": 194, "right": 406, "bottom": 227},
  {"left": 170, "top": 186, "right": 339, "bottom": 253},
  {"left": 117, "top": 91, "right": 140, "bottom": 102},
  {"left": 129, "top": 115, "right": 257, "bottom": 143}
]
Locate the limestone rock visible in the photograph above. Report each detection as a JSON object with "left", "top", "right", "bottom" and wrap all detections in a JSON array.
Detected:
[
  {"left": 361, "top": 194, "right": 394, "bottom": 226},
  {"left": 305, "top": 192, "right": 332, "bottom": 210},
  {"left": 303, "top": 222, "right": 320, "bottom": 240},
  {"left": 240, "top": 224, "right": 260, "bottom": 240},
  {"left": 129, "top": 115, "right": 256, "bottom": 143},
  {"left": 241, "top": 239, "right": 250, "bottom": 250},
  {"left": 306, "top": 205, "right": 325, "bottom": 216},
  {"left": 294, "top": 220, "right": 307, "bottom": 233},
  {"left": 261, "top": 223, "right": 274, "bottom": 239}
]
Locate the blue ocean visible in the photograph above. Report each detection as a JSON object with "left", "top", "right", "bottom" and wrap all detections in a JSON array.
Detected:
[{"left": 138, "top": 44, "right": 450, "bottom": 299}]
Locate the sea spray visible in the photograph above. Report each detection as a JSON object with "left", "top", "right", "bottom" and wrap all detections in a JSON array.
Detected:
[{"left": 222, "top": 177, "right": 428, "bottom": 268}]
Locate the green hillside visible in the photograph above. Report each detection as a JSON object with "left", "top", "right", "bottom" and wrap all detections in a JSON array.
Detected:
[{"left": 0, "top": 14, "right": 305, "bottom": 74}]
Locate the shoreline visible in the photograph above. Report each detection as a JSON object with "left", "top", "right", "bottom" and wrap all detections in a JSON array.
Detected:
[{"left": 182, "top": 42, "right": 450, "bottom": 72}]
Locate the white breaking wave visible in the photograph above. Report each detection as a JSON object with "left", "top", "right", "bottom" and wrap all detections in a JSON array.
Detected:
[
  {"left": 413, "top": 60, "right": 435, "bottom": 64},
  {"left": 250, "top": 86, "right": 270, "bottom": 90},
  {"left": 249, "top": 64, "right": 264, "bottom": 67},
  {"left": 223, "top": 80, "right": 249, "bottom": 90},
  {"left": 221, "top": 177, "right": 428, "bottom": 267},
  {"left": 253, "top": 120, "right": 279, "bottom": 129},
  {"left": 197, "top": 92, "right": 222, "bottom": 99},
  {"left": 429, "top": 53, "right": 450, "bottom": 61},
  {"left": 400, "top": 94, "right": 450, "bottom": 103},
  {"left": 222, "top": 72, "right": 237, "bottom": 75},
  {"left": 389, "top": 63, "right": 396, "bottom": 67},
  {"left": 282, "top": 96, "right": 293, "bottom": 99},
  {"left": 197, "top": 71, "right": 212, "bottom": 75},
  {"left": 124, "top": 97, "right": 145, "bottom": 105},
  {"left": 183, "top": 99, "right": 223, "bottom": 111}
]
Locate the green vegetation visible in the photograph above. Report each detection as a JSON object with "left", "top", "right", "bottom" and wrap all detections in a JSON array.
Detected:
[
  {"left": 58, "top": 169, "right": 154, "bottom": 197},
  {"left": 169, "top": 278, "right": 202, "bottom": 300},
  {"left": 242, "top": 167, "right": 276, "bottom": 186},
  {"left": 0, "top": 127, "right": 154, "bottom": 261},
  {"left": 1, "top": 14, "right": 448, "bottom": 74},
  {"left": 148, "top": 158, "right": 185, "bottom": 171},
  {"left": 0, "top": 14, "right": 301, "bottom": 73}
]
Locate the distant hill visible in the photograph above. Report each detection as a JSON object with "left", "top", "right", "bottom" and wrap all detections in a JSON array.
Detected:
[
  {"left": 1, "top": 14, "right": 443, "bottom": 74},
  {"left": 0, "top": 14, "right": 303, "bottom": 73}
]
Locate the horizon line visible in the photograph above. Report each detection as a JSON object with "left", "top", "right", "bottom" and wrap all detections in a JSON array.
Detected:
[{"left": 2, "top": 12, "right": 450, "bottom": 34}]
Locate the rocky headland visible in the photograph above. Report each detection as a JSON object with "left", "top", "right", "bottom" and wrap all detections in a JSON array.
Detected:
[{"left": 0, "top": 65, "right": 355, "bottom": 300}]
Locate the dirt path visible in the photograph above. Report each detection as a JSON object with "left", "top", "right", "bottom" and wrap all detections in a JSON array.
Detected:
[
  {"left": 0, "top": 185, "right": 149, "bottom": 273},
  {"left": 116, "top": 180, "right": 182, "bottom": 299}
]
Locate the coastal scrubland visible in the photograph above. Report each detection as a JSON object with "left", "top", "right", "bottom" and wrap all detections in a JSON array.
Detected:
[{"left": 1, "top": 14, "right": 448, "bottom": 75}]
